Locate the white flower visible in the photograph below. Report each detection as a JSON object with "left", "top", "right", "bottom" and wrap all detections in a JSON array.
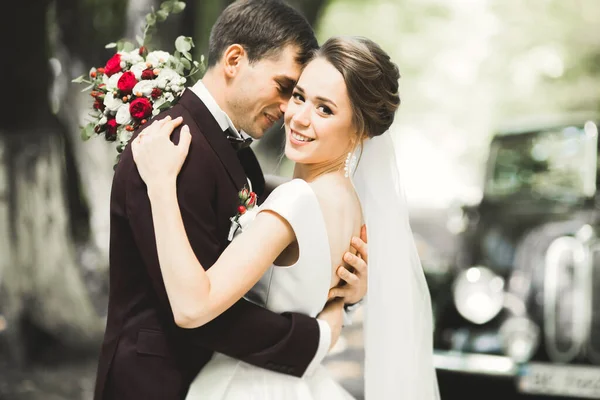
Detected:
[
  {"left": 132, "top": 80, "right": 156, "bottom": 97},
  {"left": 155, "top": 68, "right": 181, "bottom": 90},
  {"left": 157, "top": 67, "right": 180, "bottom": 82},
  {"left": 152, "top": 92, "right": 175, "bottom": 111},
  {"left": 115, "top": 104, "right": 132, "bottom": 125},
  {"left": 170, "top": 84, "right": 182, "bottom": 93},
  {"left": 129, "top": 62, "right": 148, "bottom": 80},
  {"left": 103, "top": 92, "right": 123, "bottom": 112},
  {"left": 99, "top": 116, "right": 108, "bottom": 125},
  {"left": 119, "top": 50, "right": 144, "bottom": 65},
  {"left": 146, "top": 51, "right": 171, "bottom": 67},
  {"left": 105, "top": 72, "right": 123, "bottom": 91}
]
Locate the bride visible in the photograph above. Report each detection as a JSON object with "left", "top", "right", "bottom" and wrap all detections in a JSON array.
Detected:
[{"left": 131, "top": 36, "right": 439, "bottom": 399}]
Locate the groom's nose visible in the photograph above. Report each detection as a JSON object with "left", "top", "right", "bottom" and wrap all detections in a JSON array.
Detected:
[{"left": 279, "top": 100, "right": 288, "bottom": 114}]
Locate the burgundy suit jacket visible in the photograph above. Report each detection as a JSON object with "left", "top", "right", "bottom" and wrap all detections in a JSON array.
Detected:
[{"left": 93, "top": 90, "right": 321, "bottom": 400}]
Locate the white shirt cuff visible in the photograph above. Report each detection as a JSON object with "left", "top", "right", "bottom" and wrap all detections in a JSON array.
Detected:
[{"left": 303, "top": 319, "right": 331, "bottom": 377}]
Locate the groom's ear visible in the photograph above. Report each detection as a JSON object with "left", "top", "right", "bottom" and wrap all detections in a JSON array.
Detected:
[{"left": 222, "top": 44, "right": 247, "bottom": 78}]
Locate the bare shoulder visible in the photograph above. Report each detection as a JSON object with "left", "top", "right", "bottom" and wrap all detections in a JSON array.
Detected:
[
  {"left": 308, "top": 174, "right": 362, "bottom": 221},
  {"left": 308, "top": 175, "right": 349, "bottom": 201}
]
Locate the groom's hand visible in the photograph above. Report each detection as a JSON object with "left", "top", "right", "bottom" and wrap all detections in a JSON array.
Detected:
[{"left": 328, "top": 225, "right": 368, "bottom": 305}]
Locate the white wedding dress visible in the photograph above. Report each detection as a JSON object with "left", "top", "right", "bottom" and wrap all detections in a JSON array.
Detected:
[{"left": 186, "top": 179, "right": 355, "bottom": 400}]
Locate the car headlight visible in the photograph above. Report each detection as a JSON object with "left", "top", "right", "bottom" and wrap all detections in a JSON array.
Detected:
[
  {"left": 499, "top": 316, "right": 540, "bottom": 363},
  {"left": 453, "top": 266, "right": 505, "bottom": 325}
]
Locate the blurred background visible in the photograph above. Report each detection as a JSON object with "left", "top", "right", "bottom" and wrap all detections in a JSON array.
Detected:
[{"left": 1, "top": 0, "right": 600, "bottom": 399}]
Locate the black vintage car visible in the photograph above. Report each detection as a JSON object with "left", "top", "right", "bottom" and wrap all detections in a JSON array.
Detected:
[{"left": 430, "top": 113, "right": 600, "bottom": 398}]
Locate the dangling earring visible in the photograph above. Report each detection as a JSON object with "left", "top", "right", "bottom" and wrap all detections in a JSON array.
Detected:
[{"left": 344, "top": 152, "right": 357, "bottom": 178}]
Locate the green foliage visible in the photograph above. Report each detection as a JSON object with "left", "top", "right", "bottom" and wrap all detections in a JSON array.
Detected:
[{"left": 142, "top": 1, "right": 187, "bottom": 47}]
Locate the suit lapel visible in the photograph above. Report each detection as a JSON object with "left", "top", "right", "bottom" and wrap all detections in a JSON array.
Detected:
[
  {"left": 237, "top": 148, "right": 266, "bottom": 197},
  {"left": 178, "top": 90, "right": 247, "bottom": 191}
]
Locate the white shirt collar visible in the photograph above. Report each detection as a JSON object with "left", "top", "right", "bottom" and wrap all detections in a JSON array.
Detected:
[{"left": 189, "top": 81, "right": 251, "bottom": 139}]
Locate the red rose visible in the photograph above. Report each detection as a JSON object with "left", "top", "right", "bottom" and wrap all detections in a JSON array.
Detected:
[
  {"left": 104, "top": 54, "right": 122, "bottom": 77},
  {"left": 151, "top": 88, "right": 162, "bottom": 99},
  {"left": 129, "top": 97, "right": 152, "bottom": 120},
  {"left": 93, "top": 100, "right": 104, "bottom": 111},
  {"left": 141, "top": 69, "right": 155, "bottom": 80},
  {"left": 117, "top": 71, "right": 138, "bottom": 94},
  {"left": 105, "top": 118, "right": 118, "bottom": 141},
  {"left": 245, "top": 192, "right": 257, "bottom": 207}
]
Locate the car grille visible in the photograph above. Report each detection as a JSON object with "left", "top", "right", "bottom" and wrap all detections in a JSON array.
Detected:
[{"left": 543, "top": 237, "right": 587, "bottom": 363}]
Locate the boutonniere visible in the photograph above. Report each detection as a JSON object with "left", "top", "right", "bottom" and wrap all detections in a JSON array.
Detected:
[{"left": 228, "top": 187, "right": 258, "bottom": 241}]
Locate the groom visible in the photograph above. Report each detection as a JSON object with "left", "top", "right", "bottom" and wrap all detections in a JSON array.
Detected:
[{"left": 93, "top": 0, "right": 368, "bottom": 399}]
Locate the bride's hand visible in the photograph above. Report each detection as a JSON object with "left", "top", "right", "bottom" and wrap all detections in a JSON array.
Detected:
[{"left": 131, "top": 116, "right": 191, "bottom": 190}]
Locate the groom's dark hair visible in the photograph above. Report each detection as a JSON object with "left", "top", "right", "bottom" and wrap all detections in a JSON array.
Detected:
[{"left": 207, "top": 0, "right": 318, "bottom": 68}]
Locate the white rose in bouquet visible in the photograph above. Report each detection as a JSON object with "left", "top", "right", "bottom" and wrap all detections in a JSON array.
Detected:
[
  {"left": 119, "top": 49, "right": 144, "bottom": 65},
  {"left": 115, "top": 104, "right": 132, "bottom": 125},
  {"left": 130, "top": 62, "right": 149, "bottom": 80},
  {"left": 132, "top": 80, "right": 156, "bottom": 97},
  {"left": 103, "top": 92, "right": 123, "bottom": 112},
  {"left": 147, "top": 51, "right": 171, "bottom": 66},
  {"left": 105, "top": 72, "right": 124, "bottom": 92}
]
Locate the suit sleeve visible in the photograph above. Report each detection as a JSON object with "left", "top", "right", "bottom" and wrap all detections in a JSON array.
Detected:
[{"left": 123, "top": 120, "right": 326, "bottom": 378}]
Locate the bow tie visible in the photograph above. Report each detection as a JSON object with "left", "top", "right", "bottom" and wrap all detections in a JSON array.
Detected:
[{"left": 225, "top": 129, "right": 253, "bottom": 151}]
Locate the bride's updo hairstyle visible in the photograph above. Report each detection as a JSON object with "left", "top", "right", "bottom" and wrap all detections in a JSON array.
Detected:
[{"left": 313, "top": 37, "right": 401, "bottom": 140}]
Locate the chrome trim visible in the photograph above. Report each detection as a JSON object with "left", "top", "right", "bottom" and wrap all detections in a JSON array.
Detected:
[
  {"left": 583, "top": 120, "right": 598, "bottom": 197},
  {"left": 544, "top": 237, "right": 587, "bottom": 362},
  {"left": 433, "top": 350, "right": 517, "bottom": 377},
  {"left": 587, "top": 241, "right": 600, "bottom": 363}
]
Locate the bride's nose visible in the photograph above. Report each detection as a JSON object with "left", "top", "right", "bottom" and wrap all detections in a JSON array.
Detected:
[{"left": 291, "top": 103, "right": 311, "bottom": 127}]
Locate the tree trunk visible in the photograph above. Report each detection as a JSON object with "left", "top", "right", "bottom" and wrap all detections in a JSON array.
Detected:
[{"left": 0, "top": 0, "right": 105, "bottom": 365}]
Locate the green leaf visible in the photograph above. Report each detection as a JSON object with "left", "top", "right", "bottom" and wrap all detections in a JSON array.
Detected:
[
  {"left": 193, "top": 61, "right": 200, "bottom": 68},
  {"left": 158, "top": 101, "right": 173, "bottom": 110},
  {"left": 105, "top": 42, "right": 117, "bottom": 49},
  {"left": 156, "top": 9, "right": 169, "bottom": 21},
  {"left": 81, "top": 83, "right": 95, "bottom": 92},
  {"left": 175, "top": 36, "right": 192, "bottom": 53},
  {"left": 172, "top": 1, "right": 186, "bottom": 13},
  {"left": 174, "top": 61, "right": 185, "bottom": 75},
  {"left": 160, "top": 1, "right": 173, "bottom": 12},
  {"left": 146, "top": 13, "right": 156, "bottom": 25},
  {"left": 81, "top": 122, "right": 96, "bottom": 141},
  {"left": 180, "top": 58, "right": 191, "bottom": 70},
  {"left": 71, "top": 74, "right": 86, "bottom": 83},
  {"left": 122, "top": 41, "right": 135, "bottom": 52},
  {"left": 182, "top": 51, "right": 192, "bottom": 61}
]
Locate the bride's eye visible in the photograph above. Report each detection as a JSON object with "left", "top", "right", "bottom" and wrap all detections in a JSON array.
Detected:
[
  {"left": 292, "top": 92, "right": 305, "bottom": 102},
  {"left": 317, "top": 105, "right": 333, "bottom": 115}
]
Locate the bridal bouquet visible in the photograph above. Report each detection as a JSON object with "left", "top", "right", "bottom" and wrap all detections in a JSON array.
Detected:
[{"left": 72, "top": 0, "right": 203, "bottom": 160}]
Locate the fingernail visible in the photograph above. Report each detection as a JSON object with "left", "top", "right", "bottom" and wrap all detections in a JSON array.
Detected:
[
  {"left": 183, "top": 124, "right": 189, "bottom": 131},
  {"left": 344, "top": 253, "right": 352, "bottom": 262}
]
